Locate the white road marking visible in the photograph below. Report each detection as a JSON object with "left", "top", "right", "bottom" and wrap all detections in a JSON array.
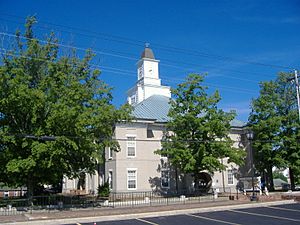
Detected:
[
  {"left": 186, "top": 213, "right": 241, "bottom": 225},
  {"left": 136, "top": 218, "right": 159, "bottom": 225},
  {"left": 229, "top": 209, "right": 300, "bottom": 222},
  {"left": 267, "top": 205, "right": 300, "bottom": 212}
]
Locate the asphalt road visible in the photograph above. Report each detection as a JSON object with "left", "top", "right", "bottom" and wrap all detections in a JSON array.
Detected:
[{"left": 67, "top": 203, "right": 300, "bottom": 225}]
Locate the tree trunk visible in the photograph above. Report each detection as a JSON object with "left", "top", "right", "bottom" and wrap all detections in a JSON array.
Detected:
[
  {"left": 289, "top": 167, "right": 295, "bottom": 191},
  {"left": 267, "top": 165, "right": 274, "bottom": 191},
  {"left": 221, "top": 158, "right": 226, "bottom": 192},
  {"left": 175, "top": 167, "right": 179, "bottom": 194},
  {"left": 27, "top": 178, "right": 35, "bottom": 206},
  {"left": 194, "top": 173, "right": 199, "bottom": 190}
]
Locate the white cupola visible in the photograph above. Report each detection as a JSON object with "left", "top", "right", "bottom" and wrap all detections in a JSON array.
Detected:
[{"left": 127, "top": 44, "right": 171, "bottom": 105}]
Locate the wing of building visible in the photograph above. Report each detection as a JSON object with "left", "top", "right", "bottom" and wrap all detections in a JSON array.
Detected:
[{"left": 63, "top": 46, "right": 251, "bottom": 195}]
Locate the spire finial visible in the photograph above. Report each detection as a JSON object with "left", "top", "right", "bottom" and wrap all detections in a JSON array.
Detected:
[{"left": 145, "top": 42, "right": 150, "bottom": 48}]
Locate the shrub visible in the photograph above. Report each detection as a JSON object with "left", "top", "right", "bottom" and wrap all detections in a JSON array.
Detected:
[{"left": 97, "top": 182, "right": 110, "bottom": 197}]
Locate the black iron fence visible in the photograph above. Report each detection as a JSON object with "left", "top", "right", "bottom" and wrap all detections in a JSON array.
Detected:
[
  {"left": 108, "top": 189, "right": 218, "bottom": 208},
  {"left": 0, "top": 188, "right": 228, "bottom": 216}
]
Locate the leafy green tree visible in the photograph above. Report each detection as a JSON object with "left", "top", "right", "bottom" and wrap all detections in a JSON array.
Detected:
[
  {"left": 248, "top": 81, "right": 283, "bottom": 191},
  {"left": 0, "top": 17, "right": 131, "bottom": 197},
  {"left": 249, "top": 72, "right": 300, "bottom": 190},
  {"left": 156, "top": 74, "right": 245, "bottom": 189},
  {"left": 276, "top": 73, "right": 300, "bottom": 190}
]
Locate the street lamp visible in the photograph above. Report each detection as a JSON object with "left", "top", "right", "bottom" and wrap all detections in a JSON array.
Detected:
[{"left": 246, "top": 130, "right": 256, "bottom": 201}]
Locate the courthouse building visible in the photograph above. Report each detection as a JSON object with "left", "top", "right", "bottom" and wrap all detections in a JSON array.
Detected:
[{"left": 63, "top": 46, "right": 250, "bottom": 194}]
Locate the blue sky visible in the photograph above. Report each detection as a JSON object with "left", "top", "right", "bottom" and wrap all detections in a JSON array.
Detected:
[{"left": 1, "top": 0, "right": 300, "bottom": 121}]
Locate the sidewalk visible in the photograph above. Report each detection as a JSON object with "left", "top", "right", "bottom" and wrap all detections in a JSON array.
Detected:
[{"left": 0, "top": 197, "right": 297, "bottom": 225}]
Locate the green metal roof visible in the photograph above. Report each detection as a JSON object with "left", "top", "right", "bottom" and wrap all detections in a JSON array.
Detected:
[
  {"left": 132, "top": 95, "right": 246, "bottom": 127},
  {"left": 132, "top": 95, "right": 170, "bottom": 122}
]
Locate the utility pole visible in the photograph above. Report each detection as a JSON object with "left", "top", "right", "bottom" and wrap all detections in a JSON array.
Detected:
[{"left": 294, "top": 70, "right": 300, "bottom": 122}]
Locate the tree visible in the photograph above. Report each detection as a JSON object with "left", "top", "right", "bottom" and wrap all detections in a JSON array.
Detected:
[
  {"left": 156, "top": 74, "right": 245, "bottom": 189},
  {"left": 276, "top": 73, "right": 300, "bottom": 190},
  {"left": 249, "top": 72, "right": 300, "bottom": 190},
  {"left": 0, "top": 17, "right": 131, "bottom": 197},
  {"left": 248, "top": 81, "right": 283, "bottom": 191}
]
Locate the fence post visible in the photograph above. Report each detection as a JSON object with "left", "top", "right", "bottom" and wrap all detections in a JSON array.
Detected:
[
  {"left": 167, "top": 194, "right": 168, "bottom": 206},
  {"left": 29, "top": 197, "right": 33, "bottom": 214},
  {"left": 48, "top": 196, "right": 50, "bottom": 213},
  {"left": 71, "top": 195, "right": 73, "bottom": 209}
]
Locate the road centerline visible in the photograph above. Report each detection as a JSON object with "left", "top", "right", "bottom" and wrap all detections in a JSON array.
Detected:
[
  {"left": 229, "top": 209, "right": 300, "bottom": 222},
  {"left": 186, "top": 213, "right": 241, "bottom": 225}
]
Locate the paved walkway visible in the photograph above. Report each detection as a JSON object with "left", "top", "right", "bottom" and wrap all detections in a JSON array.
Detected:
[{"left": 0, "top": 197, "right": 296, "bottom": 225}]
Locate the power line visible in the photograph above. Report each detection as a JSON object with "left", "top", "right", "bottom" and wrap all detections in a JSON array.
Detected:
[
  {"left": 0, "top": 32, "right": 138, "bottom": 62},
  {"left": 0, "top": 30, "right": 272, "bottom": 82},
  {"left": 0, "top": 48, "right": 257, "bottom": 95},
  {"left": 0, "top": 18, "right": 277, "bottom": 80},
  {"left": 0, "top": 31, "right": 267, "bottom": 87},
  {"left": 162, "top": 76, "right": 257, "bottom": 94},
  {"left": 0, "top": 16, "right": 145, "bottom": 47},
  {"left": 0, "top": 14, "right": 294, "bottom": 70},
  {"left": 160, "top": 60, "right": 269, "bottom": 82}
]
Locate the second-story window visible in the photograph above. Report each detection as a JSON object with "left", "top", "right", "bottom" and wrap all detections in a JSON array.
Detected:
[{"left": 127, "top": 136, "right": 136, "bottom": 157}]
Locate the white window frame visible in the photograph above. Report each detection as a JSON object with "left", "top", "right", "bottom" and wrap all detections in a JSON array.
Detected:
[
  {"left": 138, "top": 64, "right": 144, "bottom": 80},
  {"left": 127, "top": 168, "right": 137, "bottom": 190},
  {"left": 161, "top": 169, "right": 170, "bottom": 189},
  {"left": 131, "top": 95, "right": 136, "bottom": 104},
  {"left": 108, "top": 147, "right": 113, "bottom": 160},
  {"left": 227, "top": 169, "right": 234, "bottom": 185},
  {"left": 4, "top": 191, "right": 9, "bottom": 198},
  {"left": 126, "top": 135, "right": 136, "bottom": 158},
  {"left": 108, "top": 170, "right": 113, "bottom": 189},
  {"left": 63, "top": 177, "right": 68, "bottom": 189}
]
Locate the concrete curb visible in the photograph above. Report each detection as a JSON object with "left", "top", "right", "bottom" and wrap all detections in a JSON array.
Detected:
[{"left": 2, "top": 200, "right": 296, "bottom": 225}]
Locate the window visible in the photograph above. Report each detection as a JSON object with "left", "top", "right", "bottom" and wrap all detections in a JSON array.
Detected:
[
  {"left": 63, "top": 177, "right": 67, "bottom": 189},
  {"left": 127, "top": 136, "right": 136, "bottom": 157},
  {"left": 4, "top": 191, "right": 9, "bottom": 198},
  {"left": 227, "top": 169, "right": 234, "bottom": 185},
  {"left": 108, "top": 147, "right": 113, "bottom": 159},
  {"left": 108, "top": 170, "right": 113, "bottom": 189},
  {"left": 161, "top": 169, "right": 170, "bottom": 188},
  {"left": 138, "top": 65, "right": 144, "bottom": 80},
  {"left": 127, "top": 169, "right": 137, "bottom": 190},
  {"left": 147, "top": 129, "right": 154, "bottom": 138},
  {"left": 131, "top": 95, "right": 136, "bottom": 104}
]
